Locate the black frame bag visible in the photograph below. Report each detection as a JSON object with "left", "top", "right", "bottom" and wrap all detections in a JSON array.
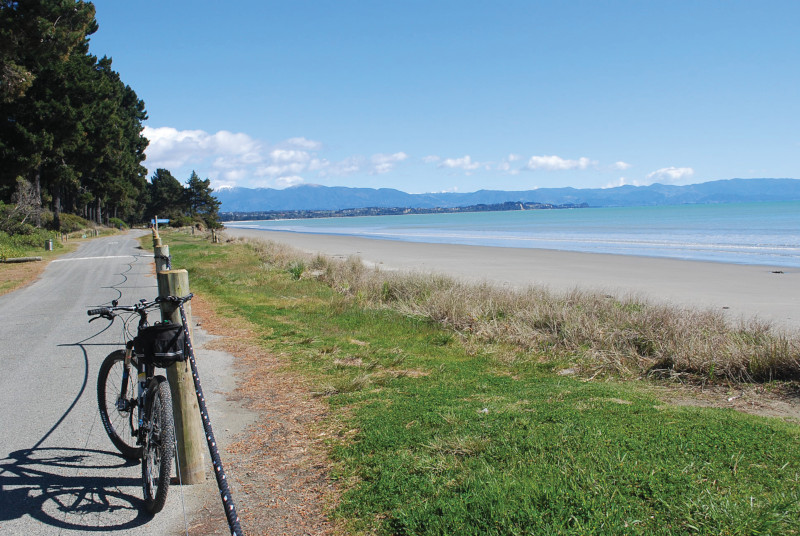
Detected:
[{"left": 134, "top": 322, "right": 186, "bottom": 368}]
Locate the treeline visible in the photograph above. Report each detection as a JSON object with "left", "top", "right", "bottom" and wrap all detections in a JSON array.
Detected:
[
  {"left": 0, "top": 1, "right": 220, "bottom": 233},
  {"left": 220, "top": 201, "right": 590, "bottom": 222},
  {"left": 147, "top": 169, "right": 221, "bottom": 229}
]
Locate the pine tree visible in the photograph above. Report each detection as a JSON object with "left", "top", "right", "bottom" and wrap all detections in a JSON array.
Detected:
[
  {"left": 185, "top": 171, "right": 221, "bottom": 228},
  {"left": 146, "top": 169, "right": 185, "bottom": 222},
  {"left": 0, "top": 1, "right": 149, "bottom": 229}
]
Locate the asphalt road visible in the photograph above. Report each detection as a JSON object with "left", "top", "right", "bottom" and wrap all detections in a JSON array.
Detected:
[{"left": 0, "top": 231, "right": 195, "bottom": 534}]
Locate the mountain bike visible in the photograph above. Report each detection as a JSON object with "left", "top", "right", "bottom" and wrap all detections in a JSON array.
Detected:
[{"left": 88, "top": 294, "right": 193, "bottom": 514}]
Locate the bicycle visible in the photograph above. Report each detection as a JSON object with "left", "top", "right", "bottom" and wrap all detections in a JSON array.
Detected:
[{"left": 88, "top": 294, "right": 193, "bottom": 514}]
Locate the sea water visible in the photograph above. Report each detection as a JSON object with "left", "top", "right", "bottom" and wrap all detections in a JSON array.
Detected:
[{"left": 226, "top": 201, "right": 800, "bottom": 267}]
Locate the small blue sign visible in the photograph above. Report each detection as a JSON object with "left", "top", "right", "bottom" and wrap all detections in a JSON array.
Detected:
[{"left": 151, "top": 218, "right": 170, "bottom": 224}]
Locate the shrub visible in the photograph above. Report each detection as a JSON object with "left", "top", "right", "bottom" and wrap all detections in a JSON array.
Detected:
[
  {"left": 59, "top": 213, "right": 91, "bottom": 233},
  {"left": 169, "top": 215, "right": 194, "bottom": 228},
  {"left": 108, "top": 217, "right": 128, "bottom": 230},
  {"left": 287, "top": 260, "right": 306, "bottom": 280},
  {"left": 0, "top": 227, "right": 60, "bottom": 259}
]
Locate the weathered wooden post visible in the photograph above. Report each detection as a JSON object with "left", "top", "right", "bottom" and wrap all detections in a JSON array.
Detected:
[
  {"left": 154, "top": 244, "right": 170, "bottom": 273},
  {"left": 157, "top": 269, "right": 207, "bottom": 484},
  {"left": 152, "top": 214, "right": 162, "bottom": 248}
]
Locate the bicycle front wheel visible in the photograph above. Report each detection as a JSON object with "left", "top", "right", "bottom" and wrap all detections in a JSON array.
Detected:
[
  {"left": 142, "top": 375, "right": 175, "bottom": 514},
  {"left": 97, "top": 350, "right": 142, "bottom": 459}
]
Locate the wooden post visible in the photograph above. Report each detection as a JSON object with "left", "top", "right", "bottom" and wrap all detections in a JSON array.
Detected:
[
  {"left": 157, "top": 269, "right": 206, "bottom": 484},
  {"left": 152, "top": 214, "right": 162, "bottom": 247},
  {"left": 154, "top": 244, "right": 170, "bottom": 273}
]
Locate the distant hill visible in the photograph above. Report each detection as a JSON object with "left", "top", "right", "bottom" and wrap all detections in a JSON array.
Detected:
[{"left": 216, "top": 178, "right": 800, "bottom": 213}]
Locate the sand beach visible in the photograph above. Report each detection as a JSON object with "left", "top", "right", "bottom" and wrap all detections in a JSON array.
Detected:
[{"left": 224, "top": 228, "right": 798, "bottom": 332}]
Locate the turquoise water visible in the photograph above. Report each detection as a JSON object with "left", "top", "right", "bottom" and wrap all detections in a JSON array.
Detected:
[{"left": 227, "top": 201, "right": 800, "bottom": 267}]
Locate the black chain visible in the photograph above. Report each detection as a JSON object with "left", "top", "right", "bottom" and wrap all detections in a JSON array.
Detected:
[
  {"left": 178, "top": 303, "right": 244, "bottom": 536},
  {"left": 156, "top": 253, "right": 172, "bottom": 270}
]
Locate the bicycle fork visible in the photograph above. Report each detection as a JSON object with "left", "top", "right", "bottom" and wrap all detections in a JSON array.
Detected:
[
  {"left": 115, "top": 343, "right": 148, "bottom": 444},
  {"left": 116, "top": 346, "right": 134, "bottom": 412}
]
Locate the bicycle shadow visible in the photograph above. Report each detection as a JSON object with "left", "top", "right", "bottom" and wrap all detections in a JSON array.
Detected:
[
  {"left": 0, "top": 446, "right": 152, "bottom": 531},
  {"left": 0, "top": 335, "right": 153, "bottom": 531}
]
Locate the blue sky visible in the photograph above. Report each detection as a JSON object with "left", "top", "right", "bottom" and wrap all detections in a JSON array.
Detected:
[{"left": 89, "top": 1, "right": 799, "bottom": 193}]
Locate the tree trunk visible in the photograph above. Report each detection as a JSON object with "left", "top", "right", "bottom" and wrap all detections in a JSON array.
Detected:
[
  {"left": 33, "top": 167, "right": 42, "bottom": 227},
  {"left": 53, "top": 187, "right": 61, "bottom": 232},
  {"left": 95, "top": 197, "right": 101, "bottom": 225}
]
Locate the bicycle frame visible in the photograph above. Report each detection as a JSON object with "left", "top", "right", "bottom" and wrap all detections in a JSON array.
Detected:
[
  {"left": 90, "top": 293, "right": 192, "bottom": 514},
  {"left": 117, "top": 306, "right": 163, "bottom": 447},
  {"left": 90, "top": 296, "right": 183, "bottom": 450},
  {"left": 116, "top": 342, "right": 154, "bottom": 447}
]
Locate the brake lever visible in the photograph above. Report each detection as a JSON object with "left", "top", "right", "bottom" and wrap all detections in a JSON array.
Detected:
[{"left": 88, "top": 313, "right": 115, "bottom": 324}]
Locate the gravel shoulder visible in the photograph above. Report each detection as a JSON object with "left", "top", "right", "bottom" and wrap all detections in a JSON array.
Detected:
[{"left": 180, "top": 294, "right": 334, "bottom": 536}]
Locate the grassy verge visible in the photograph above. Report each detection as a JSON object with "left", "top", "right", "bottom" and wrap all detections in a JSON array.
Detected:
[
  {"left": 0, "top": 233, "right": 69, "bottom": 296},
  {"left": 0, "top": 227, "right": 117, "bottom": 296},
  {"left": 0, "top": 228, "right": 61, "bottom": 260},
  {"left": 165, "top": 231, "right": 800, "bottom": 535}
]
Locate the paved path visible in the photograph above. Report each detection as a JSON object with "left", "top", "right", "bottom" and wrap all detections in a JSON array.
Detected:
[{"left": 0, "top": 231, "right": 197, "bottom": 534}]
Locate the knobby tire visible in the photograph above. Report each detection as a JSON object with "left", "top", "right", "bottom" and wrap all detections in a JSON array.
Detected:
[
  {"left": 142, "top": 375, "right": 174, "bottom": 514},
  {"left": 97, "top": 350, "right": 142, "bottom": 459}
]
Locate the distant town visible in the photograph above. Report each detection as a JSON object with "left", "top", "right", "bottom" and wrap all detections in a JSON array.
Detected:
[{"left": 220, "top": 201, "right": 589, "bottom": 222}]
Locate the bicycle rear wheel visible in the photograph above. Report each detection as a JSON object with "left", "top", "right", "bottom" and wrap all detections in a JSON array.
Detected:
[
  {"left": 142, "top": 375, "right": 175, "bottom": 514},
  {"left": 97, "top": 350, "right": 142, "bottom": 459}
]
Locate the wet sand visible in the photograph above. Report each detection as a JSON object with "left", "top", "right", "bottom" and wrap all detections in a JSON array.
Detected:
[{"left": 224, "top": 228, "right": 799, "bottom": 331}]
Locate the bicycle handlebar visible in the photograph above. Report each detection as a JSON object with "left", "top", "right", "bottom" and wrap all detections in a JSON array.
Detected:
[{"left": 86, "top": 294, "right": 193, "bottom": 319}]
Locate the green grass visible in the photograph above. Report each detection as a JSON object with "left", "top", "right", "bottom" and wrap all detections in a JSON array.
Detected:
[
  {"left": 0, "top": 228, "right": 62, "bottom": 259},
  {"left": 164, "top": 232, "right": 800, "bottom": 535}
]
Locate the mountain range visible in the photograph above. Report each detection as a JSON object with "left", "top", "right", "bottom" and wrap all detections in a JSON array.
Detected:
[{"left": 216, "top": 178, "right": 800, "bottom": 213}]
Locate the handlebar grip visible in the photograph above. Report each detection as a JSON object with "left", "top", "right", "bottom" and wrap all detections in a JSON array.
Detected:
[
  {"left": 156, "top": 293, "right": 194, "bottom": 304},
  {"left": 87, "top": 307, "right": 111, "bottom": 316}
]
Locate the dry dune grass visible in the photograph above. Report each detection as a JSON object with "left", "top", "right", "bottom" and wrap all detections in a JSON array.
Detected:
[{"left": 230, "top": 234, "right": 800, "bottom": 384}]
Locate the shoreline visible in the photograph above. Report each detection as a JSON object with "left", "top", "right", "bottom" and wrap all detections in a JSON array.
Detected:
[{"left": 224, "top": 228, "right": 799, "bottom": 331}]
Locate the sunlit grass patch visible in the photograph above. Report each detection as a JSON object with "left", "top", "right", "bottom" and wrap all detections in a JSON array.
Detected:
[{"left": 160, "top": 231, "right": 800, "bottom": 536}]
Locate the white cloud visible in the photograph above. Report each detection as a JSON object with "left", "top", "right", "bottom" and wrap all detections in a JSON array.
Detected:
[
  {"left": 322, "top": 156, "right": 366, "bottom": 177},
  {"left": 440, "top": 155, "right": 483, "bottom": 171},
  {"left": 276, "top": 175, "right": 305, "bottom": 188},
  {"left": 308, "top": 158, "right": 329, "bottom": 171},
  {"left": 498, "top": 154, "right": 522, "bottom": 174},
  {"left": 255, "top": 162, "right": 307, "bottom": 177},
  {"left": 285, "top": 137, "right": 322, "bottom": 150},
  {"left": 371, "top": 152, "right": 408, "bottom": 174},
  {"left": 645, "top": 166, "right": 695, "bottom": 184},
  {"left": 222, "top": 169, "right": 248, "bottom": 182},
  {"left": 210, "top": 130, "right": 262, "bottom": 156},
  {"left": 145, "top": 126, "right": 405, "bottom": 188},
  {"left": 604, "top": 177, "right": 641, "bottom": 188},
  {"left": 270, "top": 149, "right": 311, "bottom": 164},
  {"left": 613, "top": 161, "right": 632, "bottom": 170},
  {"left": 143, "top": 127, "right": 486, "bottom": 188},
  {"left": 143, "top": 126, "right": 264, "bottom": 174},
  {"left": 526, "top": 155, "right": 596, "bottom": 171}
]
